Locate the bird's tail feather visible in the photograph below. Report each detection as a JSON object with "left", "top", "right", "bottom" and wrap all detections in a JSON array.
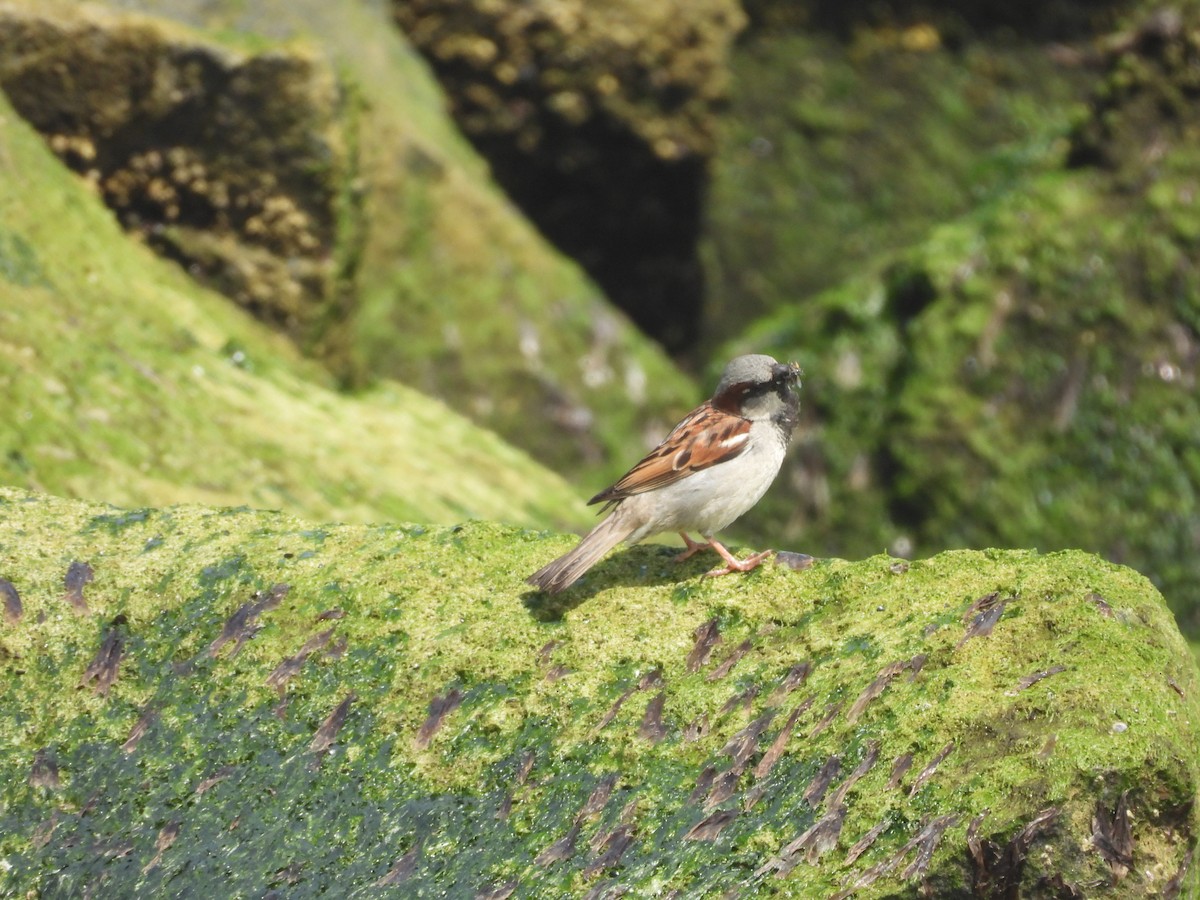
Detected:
[{"left": 526, "top": 514, "right": 634, "bottom": 594}]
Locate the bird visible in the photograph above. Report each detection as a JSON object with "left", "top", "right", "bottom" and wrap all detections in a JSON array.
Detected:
[{"left": 527, "top": 354, "right": 802, "bottom": 594}]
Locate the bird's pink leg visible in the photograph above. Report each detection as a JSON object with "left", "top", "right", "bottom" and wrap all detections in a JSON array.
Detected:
[
  {"left": 703, "top": 538, "right": 775, "bottom": 578},
  {"left": 674, "top": 532, "right": 711, "bottom": 562}
]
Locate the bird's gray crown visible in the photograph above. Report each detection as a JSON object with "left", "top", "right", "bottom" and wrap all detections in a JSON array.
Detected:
[{"left": 715, "top": 354, "right": 781, "bottom": 394}]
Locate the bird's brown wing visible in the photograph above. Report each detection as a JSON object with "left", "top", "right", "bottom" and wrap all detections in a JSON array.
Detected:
[{"left": 588, "top": 402, "right": 752, "bottom": 508}]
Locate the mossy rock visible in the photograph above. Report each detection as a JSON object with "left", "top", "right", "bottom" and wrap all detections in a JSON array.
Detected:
[
  {"left": 713, "top": 4, "right": 1200, "bottom": 639},
  {"left": 0, "top": 0, "right": 695, "bottom": 483},
  {"left": 726, "top": 162, "right": 1200, "bottom": 639},
  {"left": 701, "top": 18, "right": 1095, "bottom": 351},
  {"left": 0, "top": 0, "right": 344, "bottom": 353},
  {"left": 1, "top": 487, "right": 1196, "bottom": 896},
  {"left": 391, "top": 0, "right": 747, "bottom": 350},
  {"left": 0, "top": 87, "right": 583, "bottom": 530}
]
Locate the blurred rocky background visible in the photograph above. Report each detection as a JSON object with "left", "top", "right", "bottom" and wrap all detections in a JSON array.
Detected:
[{"left": 1, "top": 0, "right": 1198, "bottom": 642}]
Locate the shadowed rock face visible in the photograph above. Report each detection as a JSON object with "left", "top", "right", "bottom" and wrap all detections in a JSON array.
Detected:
[
  {"left": 0, "top": 5, "right": 344, "bottom": 352},
  {"left": 1, "top": 488, "right": 1196, "bottom": 896},
  {"left": 742, "top": 0, "right": 1130, "bottom": 39},
  {"left": 391, "top": 0, "right": 747, "bottom": 353}
]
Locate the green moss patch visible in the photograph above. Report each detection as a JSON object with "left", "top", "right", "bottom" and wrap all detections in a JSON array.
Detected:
[
  {"left": 1, "top": 488, "right": 1196, "bottom": 895},
  {"left": 702, "top": 24, "right": 1091, "bottom": 351},
  {"left": 0, "top": 89, "right": 583, "bottom": 530},
  {"left": 0, "top": 0, "right": 696, "bottom": 485}
]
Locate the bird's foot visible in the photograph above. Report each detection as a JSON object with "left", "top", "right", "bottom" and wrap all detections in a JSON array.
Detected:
[
  {"left": 702, "top": 539, "right": 775, "bottom": 578},
  {"left": 673, "top": 532, "right": 711, "bottom": 562}
]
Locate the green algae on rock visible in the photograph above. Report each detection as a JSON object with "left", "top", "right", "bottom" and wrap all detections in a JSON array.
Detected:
[
  {"left": 701, "top": 21, "right": 1093, "bottom": 350},
  {"left": 0, "top": 90, "right": 583, "bottom": 531},
  {"left": 0, "top": 0, "right": 695, "bottom": 485},
  {"left": 705, "top": 4, "right": 1200, "bottom": 641},
  {"left": 1, "top": 488, "right": 1196, "bottom": 895}
]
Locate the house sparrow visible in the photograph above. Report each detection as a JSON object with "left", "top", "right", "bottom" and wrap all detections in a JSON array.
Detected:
[{"left": 527, "top": 354, "right": 802, "bottom": 594}]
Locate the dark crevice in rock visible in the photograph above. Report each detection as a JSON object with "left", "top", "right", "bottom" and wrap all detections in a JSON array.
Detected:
[
  {"left": 742, "top": 0, "right": 1130, "bottom": 42},
  {"left": 467, "top": 122, "right": 708, "bottom": 353},
  {"left": 391, "top": 0, "right": 743, "bottom": 354}
]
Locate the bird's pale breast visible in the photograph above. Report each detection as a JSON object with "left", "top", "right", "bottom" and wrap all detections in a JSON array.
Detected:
[{"left": 622, "top": 422, "right": 787, "bottom": 542}]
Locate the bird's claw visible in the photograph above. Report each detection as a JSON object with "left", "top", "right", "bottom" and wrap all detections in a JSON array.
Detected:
[{"left": 703, "top": 548, "right": 776, "bottom": 578}]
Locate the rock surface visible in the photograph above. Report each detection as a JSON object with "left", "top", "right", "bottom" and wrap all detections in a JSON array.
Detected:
[
  {"left": 0, "top": 87, "right": 583, "bottom": 530},
  {"left": 1, "top": 487, "right": 1196, "bottom": 896},
  {"left": 0, "top": 0, "right": 695, "bottom": 483},
  {"left": 393, "top": 0, "right": 747, "bottom": 351},
  {"left": 712, "top": 3, "right": 1200, "bottom": 637}
]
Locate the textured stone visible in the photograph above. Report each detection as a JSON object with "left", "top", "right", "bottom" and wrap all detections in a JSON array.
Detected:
[{"left": 0, "top": 488, "right": 1195, "bottom": 896}]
